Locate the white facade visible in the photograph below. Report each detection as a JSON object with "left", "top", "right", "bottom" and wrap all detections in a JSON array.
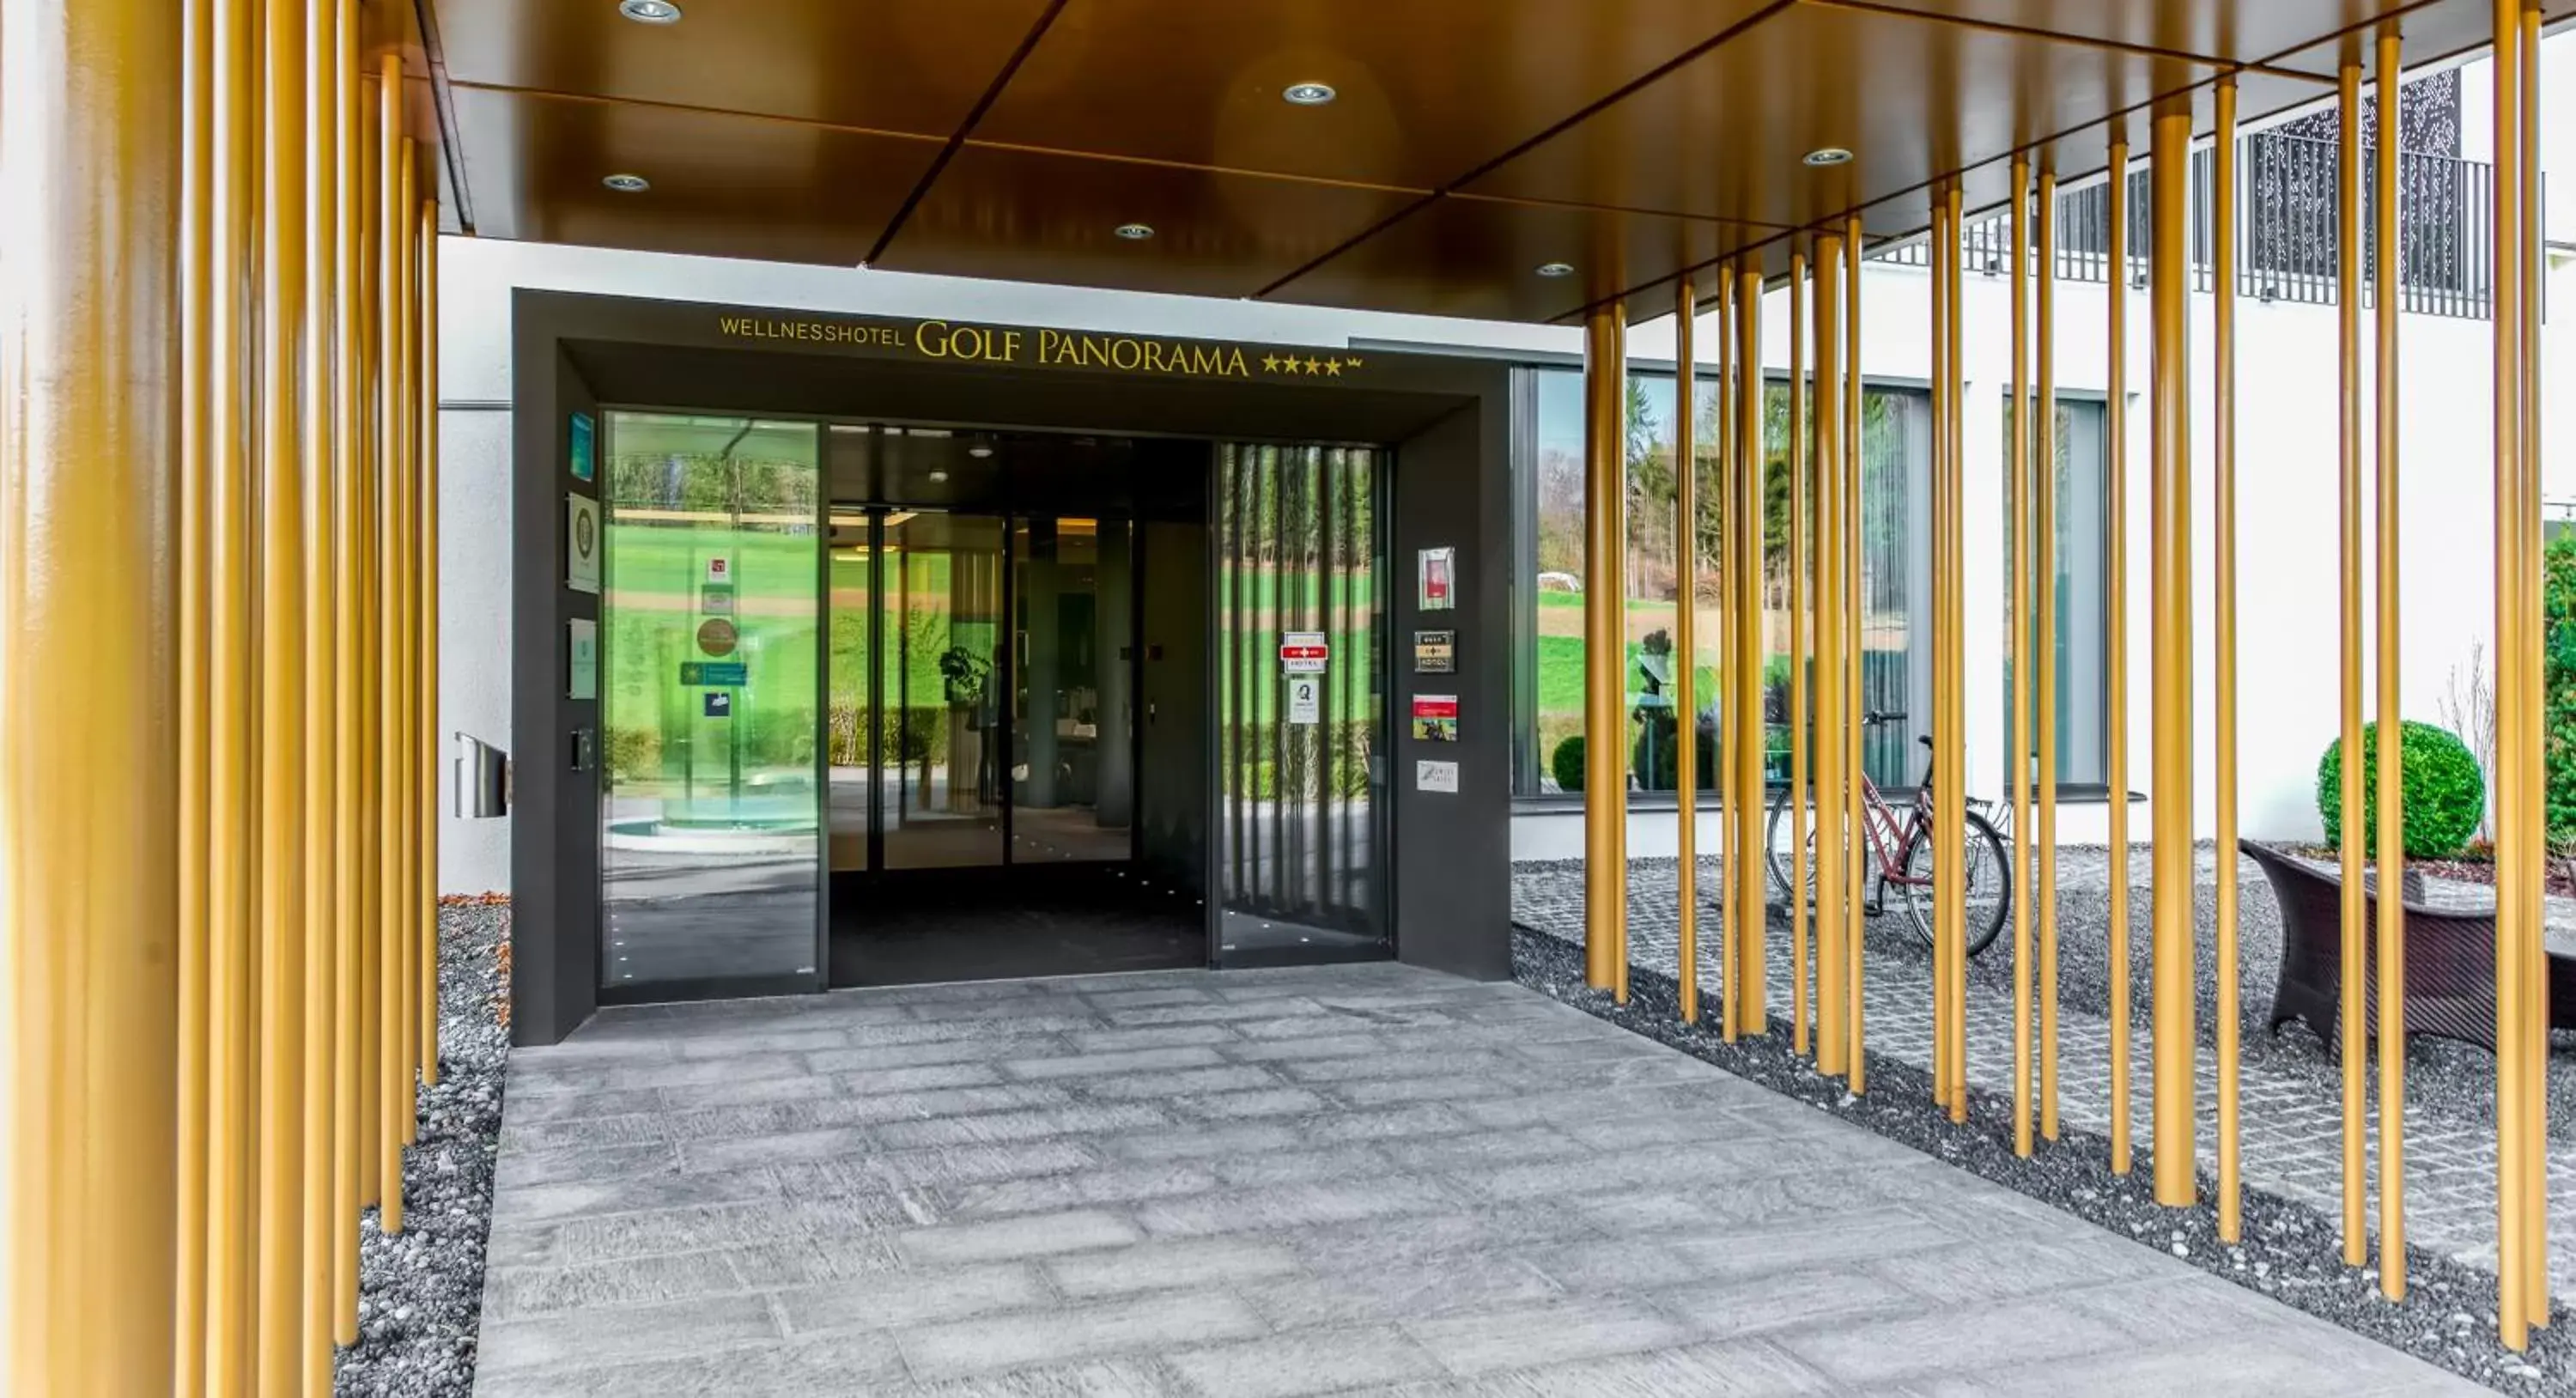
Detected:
[{"left": 438, "top": 47, "right": 2567, "bottom": 891}]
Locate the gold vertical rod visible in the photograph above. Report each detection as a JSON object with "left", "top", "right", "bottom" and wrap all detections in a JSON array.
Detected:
[
  {"left": 2105, "top": 136, "right": 2134, "bottom": 1176},
  {"left": 1943, "top": 179, "right": 1969, "bottom": 1123},
  {"left": 1736, "top": 263, "right": 1766, "bottom": 1033},
  {"left": 397, "top": 137, "right": 422, "bottom": 1144},
  {"left": 419, "top": 194, "right": 443, "bottom": 1089},
  {"left": 2490, "top": 0, "right": 2530, "bottom": 1346},
  {"left": 1844, "top": 216, "right": 1867, "bottom": 1091},
  {"left": 330, "top": 0, "right": 365, "bottom": 1345},
  {"left": 356, "top": 64, "right": 381, "bottom": 1219},
  {"left": 2148, "top": 98, "right": 2197, "bottom": 1208},
  {"left": 1716, "top": 266, "right": 1739, "bottom": 1039},
  {"left": 1789, "top": 251, "right": 1810, "bottom": 1056},
  {"left": 178, "top": 0, "right": 218, "bottom": 1385},
  {"left": 1931, "top": 189, "right": 1947, "bottom": 1113},
  {"left": 2036, "top": 163, "right": 2062, "bottom": 1145},
  {"left": 375, "top": 54, "right": 410, "bottom": 1233},
  {"left": 2336, "top": 60, "right": 2368, "bottom": 1264},
  {"left": 1813, "top": 237, "right": 1847, "bottom": 1078},
  {"left": 2369, "top": 35, "right": 2404, "bottom": 1298},
  {"left": 1582, "top": 302, "right": 1627, "bottom": 994},
  {"left": 2517, "top": 0, "right": 2548, "bottom": 1325},
  {"left": 2214, "top": 74, "right": 2244, "bottom": 1246},
  {"left": 301, "top": 0, "right": 343, "bottom": 1383},
  {"left": 255, "top": 0, "right": 313, "bottom": 1381},
  {"left": 2008, "top": 154, "right": 2034, "bottom": 1158},
  {"left": 1676, "top": 277, "right": 1700, "bottom": 1024},
  {"left": 1, "top": 0, "right": 185, "bottom": 1389},
  {"left": 206, "top": 0, "right": 261, "bottom": 1383}
]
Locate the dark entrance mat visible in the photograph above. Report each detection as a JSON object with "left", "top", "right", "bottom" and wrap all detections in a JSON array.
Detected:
[{"left": 829, "top": 865, "right": 1203, "bottom": 988}]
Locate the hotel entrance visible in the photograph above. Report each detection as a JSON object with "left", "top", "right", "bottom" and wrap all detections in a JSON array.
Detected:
[{"left": 594, "top": 408, "right": 1399, "bottom": 998}]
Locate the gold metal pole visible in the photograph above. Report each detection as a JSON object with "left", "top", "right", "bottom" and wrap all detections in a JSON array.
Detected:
[
  {"left": 2491, "top": 0, "right": 2530, "bottom": 1346},
  {"left": 206, "top": 0, "right": 261, "bottom": 1383},
  {"left": 1677, "top": 277, "right": 1700, "bottom": 1024},
  {"left": 397, "top": 137, "right": 422, "bottom": 1145},
  {"left": 1814, "top": 237, "right": 1847, "bottom": 1077},
  {"left": 1845, "top": 216, "right": 1867, "bottom": 1091},
  {"left": 419, "top": 194, "right": 443, "bottom": 1090},
  {"left": 2149, "top": 97, "right": 2197, "bottom": 1208},
  {"left": 2009, "top": 153, "right": 2034, "bottom": 1158},
  {"left": 330, "top": 0, "right": 365, "bottom": 1346},
  {"left": 301, "top": 0, "right": 343, "bottom": 1383},
  {"left": 2368, "top": 36, "right": 2404, "bottom": 1298},
  {"left": 2517, "top": 0, "right": 2549, "bottom": 1326},
  {"left": 1583, "top": 302, "right": 1626, "bottom": 994},
  {"left": 1789, "top": 250, "right": 1809, "bottom": 1056},
  {"left": 178, "top": 0, "right": 218, "bottom": 1385},
  {"left": 2105, "top": 135, "right": 2134, "bottom": 1176},
  {"left": 2336, "top": 60, "right": 2368, "bottom": 1264},
  {"left": 1937, "top": 182, "right": 1958, "bottom": 1128},
  {"left": 256, "top": 0, "right": 314, "bottom": 1381},
  {"left": 2214, "top": 74, "right": 2244, "bottom": 1246},
  {"left": 1, "top": 0, "right": 185, "bottom": 1388},
  {"left": 2036, "top": 163, "right": 2062, "bottom": 1145},
  {"left": 376, "top": 54, "right": 410, "bottom": 1232},
  {"left": 1716, "top": 265, "right": 1739, "bottom": 1039},
  {"left": 1736, "top": 263, "right": 1765, "bottom": 1032},
  {"left": 355, "top": 64, "right": 381, "bottom": 1219},
  {"left": 1935, "top": 187, "right": 1950, "bottom": 1115}
]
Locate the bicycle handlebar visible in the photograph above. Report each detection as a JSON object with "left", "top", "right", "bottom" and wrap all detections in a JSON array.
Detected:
[{"left": 1862, "top": 709, "right": 1909, "bottom": 727}]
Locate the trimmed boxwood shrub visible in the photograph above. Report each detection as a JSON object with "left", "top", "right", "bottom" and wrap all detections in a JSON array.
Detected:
[
  {"left": 2317, "top": 720, "right": 2486, "bottom": 859},
  {"left": 1552, "top": 734, "right": 1587, "bottom": 793}
]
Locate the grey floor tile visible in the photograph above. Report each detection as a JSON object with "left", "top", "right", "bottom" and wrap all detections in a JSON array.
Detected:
[
  {"left": 896, "top": 1207, "right": 1145, "bottom": 1266},
  {"left": 483, "top": 1328, "right": 910, "bottom": 1398},
  {"left": 1400, "top": 1297, "right": 1696, "bottom": 1377},
  {"left": 878, "top": 1357, "right": 1183, "bottom": 1398},
  {"left": 1161, "top": 1325, "right": 1449, "bottom": 1398},
  {"left": 476, "top": 1293, "right": 781, "bottom": 1379},
  {"left": 1044, "top": 1235, "right": 1303, "bottom": 1298},
  {"left": 484, "top": 1248, "right": 747, "bottom": 1320},
  {"left": 776, "top": 1261, "right": 1054, "bottom": 1334},
  {"left": 894, "top": 1292, "right": 1267, "bottom": 1382}
]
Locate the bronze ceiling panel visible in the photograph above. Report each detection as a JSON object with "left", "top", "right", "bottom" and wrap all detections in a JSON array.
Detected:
[
  {"left": 2265, "top": 0, "right": 2576, "bottom": 73},
  {"left": 873, "top": 143, "right": 1423, "bottom": 300},
  {"left": 1826, "top": 0, "right": 2417, "bottom": 76},
  {"left": 1268, "top": 193, "right": 1774, "bottom": 323},
  {"left": 969, "top": 0, "right": 1788, "bottom": 191},
  {"left": 1465, "top": 3, "right": 2220, "bottom": 232},
  {"left": 451, "top": 86, "right": 942, "bottom": 264},
  {"left": 427, "top": 0, "right": 1051, "bottom": 138}
]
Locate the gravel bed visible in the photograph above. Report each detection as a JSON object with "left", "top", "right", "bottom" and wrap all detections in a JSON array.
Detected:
[
  {"left": 1514, "top": 926, "right": 2576, "bottom": 1395},
  {"left": 335, "top": 900, "right": 507, "bottom": 1398}
]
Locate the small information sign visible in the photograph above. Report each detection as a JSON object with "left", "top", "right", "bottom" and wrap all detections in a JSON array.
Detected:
[
  {"left": 1279, "top": 631, "right": 1329, "bottom": 674},
  {"left": 1413, "top": 629, "right": 1455, "bottom": 674},
  {"left": 1416, "top": 759, "right": 1460, "bottom": 793},
  {"left": 704, "top": 692, "right": 733, "bottom": 719},
  {"left": 1287, "top": 675, "right": 1321, "bottom": 725},
  {"left": 1410, "top": 694, "right": 1459, "bottom": 743}
]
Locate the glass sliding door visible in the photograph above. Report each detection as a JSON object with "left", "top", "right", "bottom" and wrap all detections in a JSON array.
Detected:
[
  {"left": 599, "top": 413, "right": 823, "bottom": 994},
  {"left": 1012, "top": 516, "right": 1135, "bottom": 863},
  {"left": 882, "top": 513, "right": 1007, "bottom": 870},
  {"left": 1215, "top": 443, "right": 1388, "bottom": 962}
]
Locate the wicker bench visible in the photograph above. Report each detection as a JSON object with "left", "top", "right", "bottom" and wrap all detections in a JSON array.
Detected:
[{"left": 2242, "top": 839, "right": 2576, "bottom": 1055}]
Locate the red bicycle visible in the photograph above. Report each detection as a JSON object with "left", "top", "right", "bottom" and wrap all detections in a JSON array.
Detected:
[{"left": 1764, "top": 710, "right": 2012, "bottom": 957}]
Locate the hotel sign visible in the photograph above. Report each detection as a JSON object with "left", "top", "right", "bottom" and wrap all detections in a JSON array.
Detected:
[{"left": 713, "top": 311, "right": 1364, "bottom": 383}]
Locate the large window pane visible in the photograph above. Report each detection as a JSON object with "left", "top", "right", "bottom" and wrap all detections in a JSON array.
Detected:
[
  {"left": 2001, "top": 396, "right": 2111, "bottom": 788},
  {"left": 600, "top": 413, "right": 822, "bottom": 992}
]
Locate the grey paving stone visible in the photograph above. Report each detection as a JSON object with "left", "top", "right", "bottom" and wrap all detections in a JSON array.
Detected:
[
  {"left": 1770, "top": 1293, "right": 2141, "bottom": 1387},
  {"left": 477, "top": 1293, "right": 781, "bottom": 1379},
  {"left": 894, "top": 1292, "right": 1267, "bottom": 1382},
  {"left": 1400, "top": 1297, "right": 1696, "bottom": 1377},
  {"left": 490, "top": 1164, "right": 782, "bottom": 1226},
  {"left": 1161, "top": 1325, "right": 1448, "bottom": 1398},
  {"left": 805, "top": 1035, "right": 1075, "bottom": 1075},
  {"left": 717, "top": 1234, "right": 908, "bottom": 1288},
  {"left": 1169, "top": 1086, "right": 1334, "bottom": 1120},
  {"left": 483, "top": 1248, "right": 748, "bottom": 1320},
  {"left": 1465, "top": 1338, "right": 1840, "bottom": 1397},
  {"left": 485, "top": 1328, "right": 908, "bottom": 1398},
  {"left": 1235, "top": 1257, "right": 1568, "bottom": 1331},
  {"left": 1131, "top": 1177, "right": 1459, "bottom": 1237},
  {"left": 1654, "top": 1263, "right": 1934, "bottom": 1340},
  {"left": 1044, "top": 1236, "right": 1303, "bottom": 1298},
  {"left": 1078, "top": 1065, "right": 1281, "bottom": 1099},
  {"left": 847, "top": 1138, "right": 1101, "bottom": 1190},
  {"left": 871, "top": 1103, "right": 1171, "bottom": 1152},
  {"left": 895, "top": 1207, "right": 1144, "bottom": 1266},
  {"left": 1003, "top": 1046, "right": 1230, "bottom": 1080},
  {"left": 878, "top": 1357, "right": 1182, "bottom": 1398},
  {"left": 775, "top": 1261, "right": 1054, "bottom": 1334}
]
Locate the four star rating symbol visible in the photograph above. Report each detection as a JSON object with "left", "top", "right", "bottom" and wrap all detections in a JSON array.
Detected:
[{"left": 1261, "top": 352, "right": 1360, "bottom": 378}]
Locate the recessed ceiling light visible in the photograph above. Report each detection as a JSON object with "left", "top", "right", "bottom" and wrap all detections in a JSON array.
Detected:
[
  {"left": 1283, "top": 82, "right": 1338, "bottom": 106},
  {"left": 602, "top": 173, "right": 651, "bottom": 192},
  {"left": 1803, "top": 146, "right": 1855, "bottom": 167},
  {"left": 1113, "top": 222, "right": 1155, "bottom": 240},
  {"left": 618, "top": 0, "right": 682, "bottom": 22},
  {"left": 928, "top": 469, "right": 951, "bottom": 483},
  {"left": 1534, "top": 262, "right": 1575, "bottom": 278},
  {"left": 968, "top": 445, "right": 993, "bottom": 459}
]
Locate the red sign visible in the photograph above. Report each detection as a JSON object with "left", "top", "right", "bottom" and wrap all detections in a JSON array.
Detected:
[
  {"left": 1410, "top": 695, "right": 1458, "bottom": 720},
  {"left": 1279, "top": 630, "right": 1329, "bottom": 673}
]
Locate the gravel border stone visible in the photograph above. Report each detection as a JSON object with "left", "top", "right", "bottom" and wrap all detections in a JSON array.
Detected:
[
  {"left": 1513, "top": 925, "right": 2575, "bottom": 1395},
  {"left": 334, "top": 900, "right": 507, "bottom": 1397}
]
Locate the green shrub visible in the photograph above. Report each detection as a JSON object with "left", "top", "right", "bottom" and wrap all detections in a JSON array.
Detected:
[
  {"left": 2546, "top": 534, "right": 2576, "bottom": 846},
  {"left": 1552, "top": 735, "right": 1586, "bottom": 793},
  {"left": 2317, "top": 720, "right": 2486, "bottom": 859}
]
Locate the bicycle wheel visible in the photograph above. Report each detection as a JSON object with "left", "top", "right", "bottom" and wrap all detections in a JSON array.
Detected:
[
  {"left": 1762, "top": 790, "right": 1819, "bottom": 910},
  {"left": 1897, "top": 810, "right": 2013, "bottom": 957}
]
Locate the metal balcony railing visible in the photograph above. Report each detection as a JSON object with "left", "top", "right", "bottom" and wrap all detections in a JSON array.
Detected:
[{"left": 1869, "top": 131, "right": 2523, "bottom": 321}]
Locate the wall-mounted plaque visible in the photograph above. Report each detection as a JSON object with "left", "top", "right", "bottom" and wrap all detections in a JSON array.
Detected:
[
  {"left": 1417, "top": 546, "right": 1455, "bottom": 611},
  {"left": 1413, "top": 629, "right": 1455, "bottom": 674},
  {"left": 566, "top": 618, "right": 597, "bottom": 700},
  {"left": 1416, "top": 759, "right": 1459, "bottom": 793},
  {"left": 568, "top": 410, "right": 596, "bottom": 483},
  {"left": 565, "top": 494, "right": 600, "bottom": 594},
  {"left": 1410, "top": 694, "right": 1458, "bottom": 743}
]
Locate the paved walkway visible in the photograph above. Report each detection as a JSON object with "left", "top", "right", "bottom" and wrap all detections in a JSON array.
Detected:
[
  {"left": 477, "top": 962, "right": 2470, "bottom": 1395},
  {"left": 1512, "top": 850, "right": 2576, "bottom": 1303}
]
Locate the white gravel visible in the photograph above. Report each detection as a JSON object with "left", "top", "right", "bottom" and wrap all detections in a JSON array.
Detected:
[{"left": 334, "top": 901, "right": 507, "bottom": 1398}]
